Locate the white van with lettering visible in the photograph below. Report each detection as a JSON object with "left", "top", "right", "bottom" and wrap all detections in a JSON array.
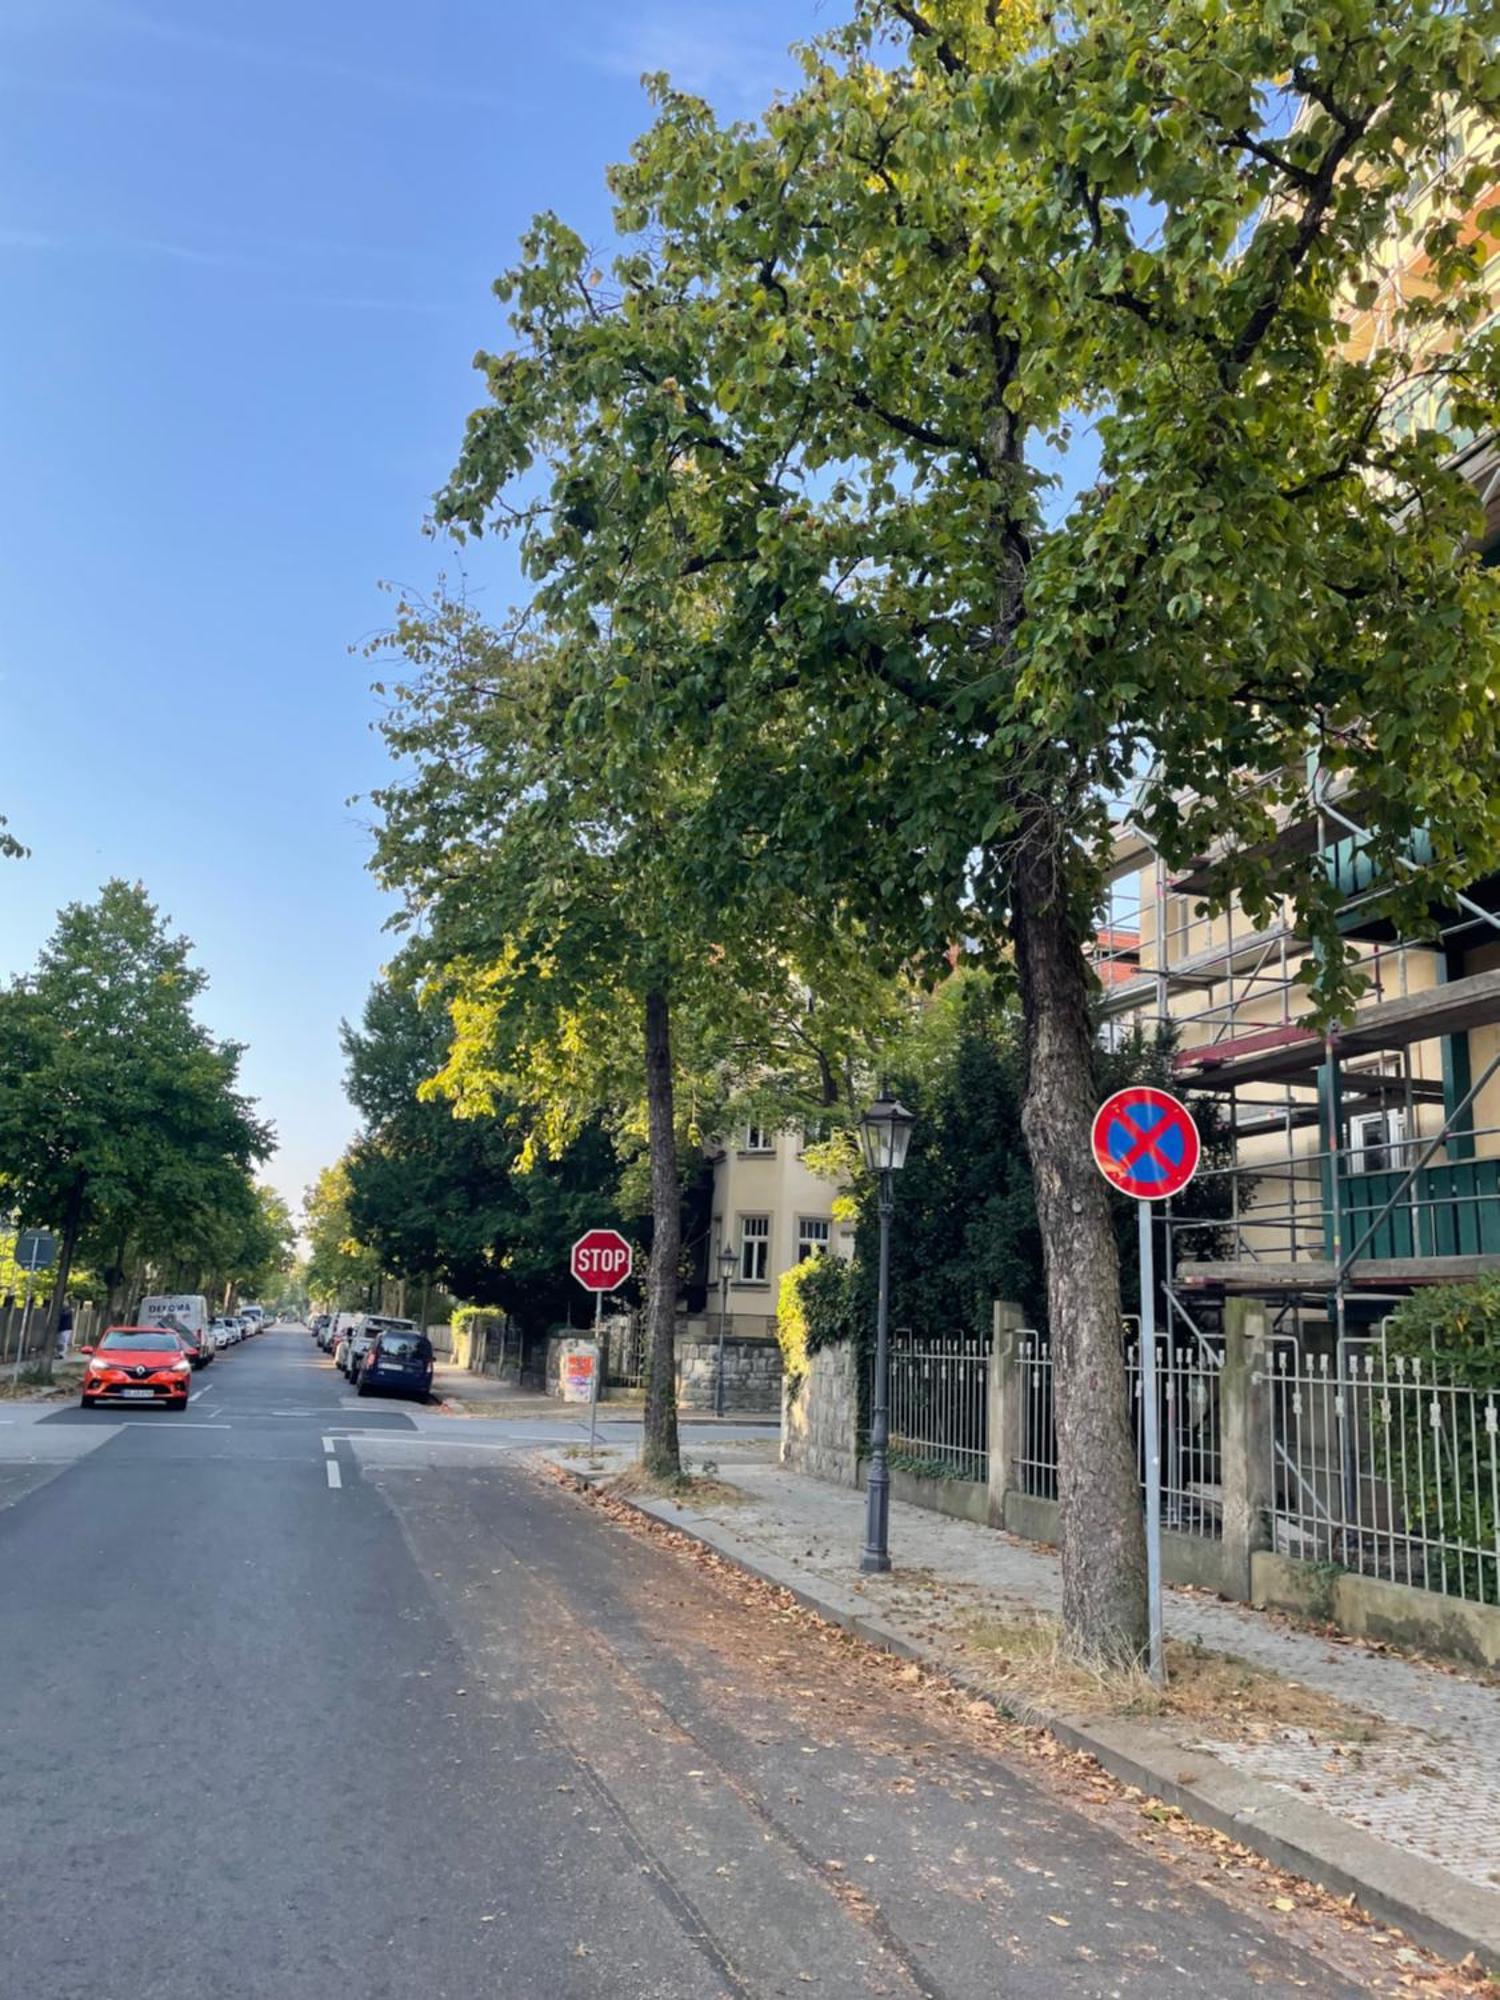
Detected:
[{"left": 136, "top": 1293, "right": 214, "bottom": 1368}]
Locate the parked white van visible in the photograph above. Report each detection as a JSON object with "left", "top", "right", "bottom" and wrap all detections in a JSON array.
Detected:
[{"left": 135, "top": 1294, "right": 213, "bottom": 1366}]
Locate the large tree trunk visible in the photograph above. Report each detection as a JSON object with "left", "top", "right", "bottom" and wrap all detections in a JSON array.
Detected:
[
  {"left": 641, "top": 985, "right": 681, "bottom": 1481},
  {"left": 1014, "top": 837, "right": 1148, "bottom": 1667}
]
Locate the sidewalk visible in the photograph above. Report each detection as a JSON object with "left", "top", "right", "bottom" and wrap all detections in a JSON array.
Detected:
[
  {"left": 427, "top": 1366, "right": 561, "bottom": 1416},
  {"left": 538, "top": 1443, "right": 1500, "bottom": 1974},
  {"left": 429, "top": 1365, "right": 779, "bottom": 1423}
]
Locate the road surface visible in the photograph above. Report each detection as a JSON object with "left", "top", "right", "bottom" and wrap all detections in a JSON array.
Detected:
[{"left": 0, "top": 1328, "right": 1387, "bottom": 1997}]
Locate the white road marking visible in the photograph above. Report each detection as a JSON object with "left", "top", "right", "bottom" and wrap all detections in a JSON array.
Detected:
[
  {"left": 322, "top": 1434, "right": 335, "bottom": 1454},
  {"left": 332, "top": 1432, "right": 552, "bottom": 1451},
  {"left": 160, "top": 1421, "right": 233, "bottom": 1430},
  {"left": 189, "top": 1388, "right": 205, "bottom": 1403},
  {"left": 325, "top": 1459, "right": 342, "bottom": 1489}
]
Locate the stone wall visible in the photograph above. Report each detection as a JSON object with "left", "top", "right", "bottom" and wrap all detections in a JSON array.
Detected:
[
  {"left": 675, "top": 1335, "right": 782, "bottom": 1414},
  {"left": 781, "top": 1340, "right": 859, "bottom": 1486}
]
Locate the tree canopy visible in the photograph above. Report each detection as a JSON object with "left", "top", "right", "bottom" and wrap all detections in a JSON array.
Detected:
[
  {"left": 420, "top": 0, "right": 1500, "bottom": 1661},
  {"left": 341, "top": 971, "right": 628, "bottom": 1335},
  {"left": 0, "top": 880, "right": 271, "bottom": 1362}
]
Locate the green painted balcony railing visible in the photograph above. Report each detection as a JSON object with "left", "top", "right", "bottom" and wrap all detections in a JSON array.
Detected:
[
  {"left": 1333, "top": 1156, "right": 1500, "bottom": 1262},
  {"left": 1324, "top": 827, "right": 1435, "bottom": 915}
]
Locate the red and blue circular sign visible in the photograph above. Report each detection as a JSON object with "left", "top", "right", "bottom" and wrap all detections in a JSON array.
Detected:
[{"left": 1091, "top": 1087, "right": 1200, "bottom": 1202}]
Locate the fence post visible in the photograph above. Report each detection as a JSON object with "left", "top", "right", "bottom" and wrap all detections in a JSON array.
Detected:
[
  {"left": 986, "top": 1301, "right": 1025, "bottom": 1530},
  {"left": 1220, "top": 1298, "right": 1272, "bottom": 1601}
]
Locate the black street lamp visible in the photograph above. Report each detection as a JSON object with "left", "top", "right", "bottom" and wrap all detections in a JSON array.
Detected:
[
  {"left": 714, "top": 1243, "right": 737, "bottom": 1417},
  {"left": 858, "top": 1086, "right": 916, "bottom": 1575}
]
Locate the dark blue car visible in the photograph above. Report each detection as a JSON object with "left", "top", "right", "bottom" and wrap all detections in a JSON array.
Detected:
[{"left": 355, "top": 1329, "right": 435, "bottom": 1402}]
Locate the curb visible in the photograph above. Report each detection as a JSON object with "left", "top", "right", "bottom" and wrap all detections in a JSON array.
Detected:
[{"left": 550, "top": 1459, "right": 1500, "bottom": 1975}]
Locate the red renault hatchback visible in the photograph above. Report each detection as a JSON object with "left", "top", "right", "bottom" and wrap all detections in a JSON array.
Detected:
[{"left": 79, "top": 1327, "right": 193, "bottom": 1410}]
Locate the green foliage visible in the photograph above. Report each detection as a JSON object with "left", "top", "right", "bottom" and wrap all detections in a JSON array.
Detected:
[
  {"left": 838, "top": 983, "right": 1230, "bottom": 1339},
  {"left": 851, "top": 977, "right": 1044, "bottom": 1338},
  {"left": 1381, "top": 1280, "right": 1500, "bottom": 1602},
  {"left": 303, "top": 1159, "right": 382, "bottom": 1310},
  {"left": 776, "top": 1252, "right": 859, "bottom": 1395},
  {"left": 1386, "top": 1276, "right": 1500, "bottom": 1381},
  {"left": 0, "top": 881, "right": 270, "bottom": 1322},
  {"left": 0, "top": 1232, "right": 101, "bottom": 1306},
  {"left": 341, "top": 970, "right": 630, "bottom": 1334},
  {"left": 435, "top": 1, "right": 1500, "bottom": 1018}
]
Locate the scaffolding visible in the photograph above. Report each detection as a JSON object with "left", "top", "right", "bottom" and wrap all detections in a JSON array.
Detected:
[{"left": 1093, "top": 766, "right": 1500, "bottom": 1363}]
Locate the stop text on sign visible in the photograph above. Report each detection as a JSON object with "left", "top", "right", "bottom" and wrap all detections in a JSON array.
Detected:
[{"left": 570, "top": 1228, "right": 633, "bottom": 1292}]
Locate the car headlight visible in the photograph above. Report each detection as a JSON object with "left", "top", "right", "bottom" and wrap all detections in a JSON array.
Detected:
[{"left": 170, "top": 1359, "right": 192, "bottom": 1375}]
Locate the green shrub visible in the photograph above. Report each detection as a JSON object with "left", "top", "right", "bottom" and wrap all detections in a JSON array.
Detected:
[
  {"left": 1381, "top": 1279, "right": 1500, "bottom": 1602},
  {"left": 776, "top": 1254, "right": 858, "bottom": 1395},
  {"left": 1385, "top": 1275, "right": 1500, "bottom": 1383}
]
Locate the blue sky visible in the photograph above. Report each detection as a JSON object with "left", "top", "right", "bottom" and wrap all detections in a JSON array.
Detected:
[{"left": 0, "top": 1, "right": 816, "bottom": 1220}]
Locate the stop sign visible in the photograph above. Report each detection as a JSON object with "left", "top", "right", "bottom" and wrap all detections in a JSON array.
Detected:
[{"left": 570, "top": 1228, "right": 632, "bottom": 1293}]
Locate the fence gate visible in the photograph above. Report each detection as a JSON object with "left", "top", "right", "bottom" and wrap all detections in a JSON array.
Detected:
[
  {"left": 1269, "top": 1333, "right": 1500, "bottom": 1605},
  {"left": 886, "top": 1330, "right": 989, "bottom": 1483}
]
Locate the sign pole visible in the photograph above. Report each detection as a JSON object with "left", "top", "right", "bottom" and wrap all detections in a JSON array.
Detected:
[
  {"left": 15, "top": 1241, "right": 41, "bottom": 1381},
  {"left": 1138, "top": 1201, "right": 1165, "bottom": 1686},
  {"left": 588, "top": 1287, "right": 603, "bottom": 1451},
  {"left": 1092, "top": 1085, "right": 1199, "bottom": 1691}
]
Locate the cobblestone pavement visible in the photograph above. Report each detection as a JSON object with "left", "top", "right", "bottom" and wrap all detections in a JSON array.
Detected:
[{"left": 621, "top": 1450, "right": 1500, "bottom": 1899}]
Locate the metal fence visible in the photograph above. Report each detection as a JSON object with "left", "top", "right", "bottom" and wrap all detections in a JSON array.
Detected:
[
  {"left": 605, "top": 1311, "right": 646, "bottom": 1390},
  {"left": 1269, "top": 1339, "right": 1500, "bottom": 1605},
  {"left": 888, "top": 1330, "right": 989, "bottom": 1482},
  {"left": 1014, "top": 1333, "right": 1225, "bottom": 1539}
]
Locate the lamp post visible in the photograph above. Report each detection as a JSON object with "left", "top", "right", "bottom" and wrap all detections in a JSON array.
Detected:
[
  {"left": 858, "top": 1087, "right": 916, "bottom": 1575},
  {"left": 714, "top": 1244, "right": 737, "bottom": 1417}
]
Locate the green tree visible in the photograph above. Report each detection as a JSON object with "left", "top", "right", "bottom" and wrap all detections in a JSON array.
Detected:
[
  {"left": 341, "top": 973, "right": 627, "bottom": 1336},
  {"left": 0, "top": 881, "right": 269, "bottom": 1371},
  {"left": 303, "top": 1159, "right": 382, "bottom": 1310},
  {"left": 433, "top": 2, "right": 1500, "bottom": 1659},
  {"left": 371, "top": 598, "right": 896, "bottom": 1477}
]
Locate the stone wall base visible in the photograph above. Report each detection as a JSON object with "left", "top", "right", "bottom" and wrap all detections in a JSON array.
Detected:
[{"left": 1252, "top": 1552, "right": 1500, "bottom": 1669}]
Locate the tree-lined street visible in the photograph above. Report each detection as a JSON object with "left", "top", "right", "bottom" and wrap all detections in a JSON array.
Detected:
[
  {"left": 5, "top": 2, "right": 1500, "bottom": 1992},
  {"left": 0, "top": 1326, "right": 1439, "bottom": 1998}
]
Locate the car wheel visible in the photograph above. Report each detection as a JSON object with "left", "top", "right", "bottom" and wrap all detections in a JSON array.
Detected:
[
  {"left": 356, "top": 1380, "right": 370, "bottom": 1397},
  {"left": 79, "top": 1394, "right": 95, "bottom": 1409}
]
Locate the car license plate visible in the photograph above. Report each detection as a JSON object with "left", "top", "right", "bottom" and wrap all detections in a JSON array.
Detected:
[{"left": 119, "top": 1387, "right": 154, "bottom": 1400}]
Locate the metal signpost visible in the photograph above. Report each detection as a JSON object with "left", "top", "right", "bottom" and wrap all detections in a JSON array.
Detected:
[
  {"left": 11, "top": 1229, "right": 56, "bottom": 1379},
  {"left": 1091, "top": 1086, "right": 1201, "bottom": 1685},
  {"left": 570, "top": 1229, "right": 633, "bottom": 1450}
]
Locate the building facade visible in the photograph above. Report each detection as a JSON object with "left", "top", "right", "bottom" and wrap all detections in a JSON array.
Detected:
[{"left": 704, "top": 1118, "right": 852, "bottom": 1339}]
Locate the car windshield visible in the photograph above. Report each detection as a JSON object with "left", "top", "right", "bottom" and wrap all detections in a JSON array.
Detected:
[{"left": 100, "top": 1331, "right": 181, "bottom": 1352}]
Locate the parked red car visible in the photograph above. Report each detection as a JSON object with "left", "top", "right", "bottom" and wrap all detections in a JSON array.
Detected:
[{"left": 79, "top": 1327, "right": 193, "bottom": 1410}]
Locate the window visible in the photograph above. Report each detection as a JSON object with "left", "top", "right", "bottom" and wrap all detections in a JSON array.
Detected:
[
  {"left": 797, "top": 1216, "right": 831, "bottom": 1262},
  {"left": 738, "top": 1214, "right": 770, "bottom": 1283},
  {"left": 742, "top": 1123, "right": 774, "bottom": 1154},
  {"left": 800, "top": 1116, "right": 829, "bottom": 1152},
  {"left": 1349, "top": 1109, "right": 1408, "bottom": 1176}
]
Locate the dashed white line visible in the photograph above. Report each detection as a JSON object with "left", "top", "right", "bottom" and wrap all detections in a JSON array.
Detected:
[
  {"left": 322, "top": 1435, "right": 335, "bottom": 1454},
  {"left": 189, "top": 1388, "right": 205, "bottom": 1403},
  {"left": 325, "top": 1459, "right": 342, "bottom": 1489}
]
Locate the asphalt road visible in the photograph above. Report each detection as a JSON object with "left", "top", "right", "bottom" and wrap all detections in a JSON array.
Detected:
[{"left": 0, "top": 1329, "right": 1374, "bottom": 1998}]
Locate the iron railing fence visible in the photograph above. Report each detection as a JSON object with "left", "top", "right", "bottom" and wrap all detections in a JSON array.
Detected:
[
  {"left": 605, "top": 1311, "right": 646, "bottom": 1390},
  {"left": 887, "top": 1330, "right": 989, "bottom": 1483},
  {"left": 1269, "top": 1338, "right": 1500, "bottom": 1605},
  {"left": 1014, "top": 1333, "right": 1226, "bottom": 1539},
  {"left": 1015, "top": 1332, "right": 1056, "bottom": 1500}
]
